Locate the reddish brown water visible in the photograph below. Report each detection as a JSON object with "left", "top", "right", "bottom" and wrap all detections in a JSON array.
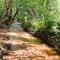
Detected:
[{"left": 0, "top": 29, "right": 60, "bottom": 60}]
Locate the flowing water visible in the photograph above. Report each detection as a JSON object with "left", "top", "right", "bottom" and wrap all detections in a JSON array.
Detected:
[
  {"left": 9, "top": 20, "right": 23, "bottom": 32},
  {"left": 8, "top": 20, "right": 23, "bottom": 40}
]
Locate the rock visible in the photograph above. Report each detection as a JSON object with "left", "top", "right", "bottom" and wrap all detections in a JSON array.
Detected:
[
  {"left": 1, "top": 42, "right": 12, "bottom": 50},
  {"left": 0, "top": 48, "right": 3, "bottom": 60}
]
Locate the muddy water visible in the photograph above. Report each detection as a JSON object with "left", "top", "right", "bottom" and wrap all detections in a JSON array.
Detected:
[{"left": 0, "top": 29, "right": 60, "bottom": 60}]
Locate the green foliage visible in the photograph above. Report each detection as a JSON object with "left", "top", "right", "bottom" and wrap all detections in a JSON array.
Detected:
[
  {"left": 21, "top": 17, "right": 32, "bottom": 31},
  {"left": 30, "top": 19, "right": 45, "bottom": 32},
  {"left": 0, "top": 0, "right": 5, "bottom": 18},
  {"left": 50, "top": 22, "right": 60, "bottom": 51},
  {"left": 16, "top": 0, "right": 57, "bottom": 32}
]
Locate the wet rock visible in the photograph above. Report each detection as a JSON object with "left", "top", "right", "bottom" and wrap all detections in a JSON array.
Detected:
[{"left": 0, "top": 48, "right": 3, "bottom": 60}]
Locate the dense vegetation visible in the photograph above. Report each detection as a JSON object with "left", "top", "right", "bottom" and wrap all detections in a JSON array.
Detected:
[{"left": 0, "top": 0, "right": 60, "bottom": 52}]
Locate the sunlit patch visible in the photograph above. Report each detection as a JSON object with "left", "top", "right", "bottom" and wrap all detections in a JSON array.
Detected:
[
  {"left": 14, "top": 59, "right": 18, "bottom": 60},
  {"left": 6, "top": 32, "right": 19, "bottom": 37}
]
